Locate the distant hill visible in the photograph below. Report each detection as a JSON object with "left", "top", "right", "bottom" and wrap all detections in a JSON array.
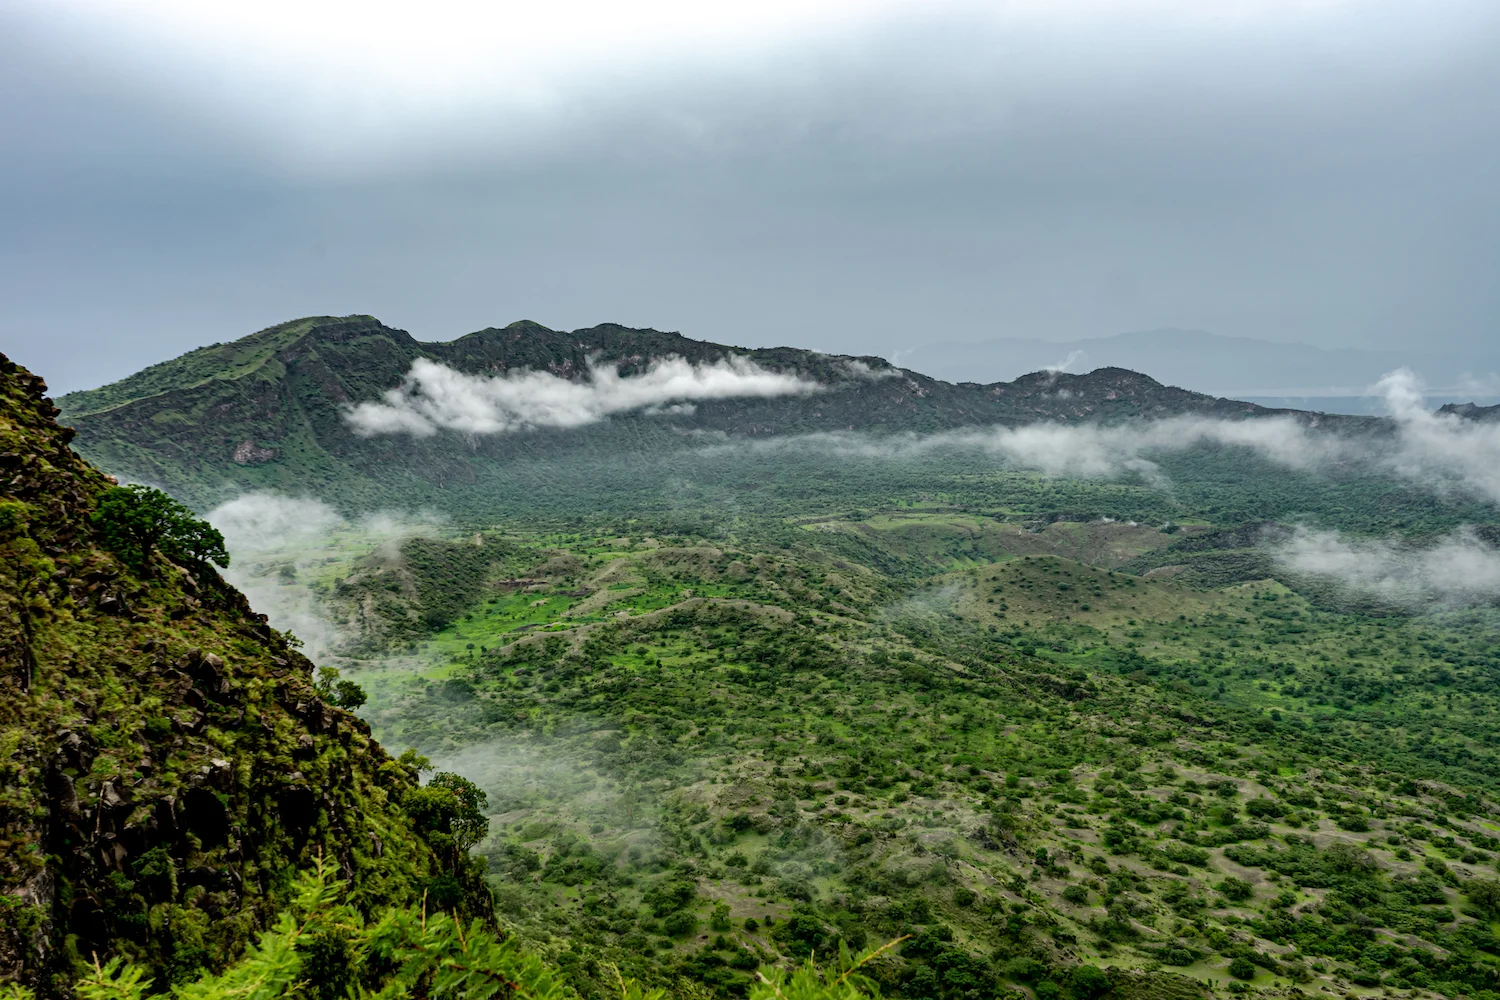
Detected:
[
  {"left": 56, "top": 315, "right": 1313, "bottom": 512},
  {"left": 901, "top": 327, "right": 1496, "bottom": 397},
  {"left": 1440, "top": 401, "right": 1500, "bottom": 423}
]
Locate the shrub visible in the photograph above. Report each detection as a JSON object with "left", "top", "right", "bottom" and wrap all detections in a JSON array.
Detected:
[
  {"left": 662, "top": 911, "right": 698, "bottom": 938},
  {"left": 1217, "top": 877, "right": 1254, "bottom": 903},
  {"left": 1003, "top": 956, "right": 1048, "bottom": 982},
  {"left": 1469, "top": 879, "right": 1500, "bottom": 915},
  {"left": 1244, "top": 798, "right": 1285, "bottom": 819},
  {"left": 1228, "top": 956, "right": 1257, "bottom": 980},
  {"left": 1069, "top": 965, "right": 1110, "bottom": 999}
]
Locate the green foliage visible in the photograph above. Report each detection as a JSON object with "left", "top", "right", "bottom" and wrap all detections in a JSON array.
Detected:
[
  {"left": 1216, "top": 878, "right": 1253, "bottom": 903},
  {"left": 314, "top": 665, "right": 368, "bottom": 709},
  {"left": 406, "top": 771, "right": 491, "bottom": 869},
  {"left": 71, "top": 857, "right": 563, "bottom": 1000},
  {"left": 750, "top": 938, "right": 902, "bottom": 1000},
  {"left": 91, "top": 484, "right": 228, "bottom": 573},
  {"left": 1465, "top": 878, "right": 1500, "bottom": 915}
]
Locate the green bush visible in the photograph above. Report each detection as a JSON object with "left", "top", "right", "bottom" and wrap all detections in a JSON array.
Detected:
[
  {"left": 662, "top": 911, "right": 699, "bottom": 938},
  {"left": 63, "top": 857, "right": 563, "bottom": 1000},
  {"left": 1217, "top": 877, "right": 1254, "bottom": 903}
]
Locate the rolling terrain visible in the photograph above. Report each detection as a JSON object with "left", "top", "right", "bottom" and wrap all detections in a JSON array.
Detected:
[{"left": 11, "top": 316, "right": 1500, "bottom": 999}]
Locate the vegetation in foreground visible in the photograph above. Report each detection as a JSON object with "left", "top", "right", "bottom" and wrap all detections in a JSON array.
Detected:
[{"left": 0, "top": 355, "right": 491, "bottom": 993}]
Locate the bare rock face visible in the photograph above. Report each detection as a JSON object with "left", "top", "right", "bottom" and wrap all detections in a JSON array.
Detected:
[{"left": 231, "top": 439, "right": 279, "bottom": 465}]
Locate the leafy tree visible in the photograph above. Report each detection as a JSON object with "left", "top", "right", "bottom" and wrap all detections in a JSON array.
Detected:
[
  {"left": 91, "top": 484, "right": 228, "bottom": 574},
  {"left": 313, "top": 665, "right": 368, "bottom": 710},
  {"left": 1069, "top": 965, "right": 1110, "bottom": 999},
  {"left": 1228, "top": 956, "right": 1257, "bottom": 980},
  {"left": 333, "top": 679, "right": 368, "bottom": 710},
  {"left": 406, "top": 771, "right": 491, "bottom": 868},
  {"left": 1217, "top": 877, "right": 1254, "bottom": 903}
]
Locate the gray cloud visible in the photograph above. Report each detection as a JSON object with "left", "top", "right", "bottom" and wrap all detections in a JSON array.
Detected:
[
  {"left": 346, "top": 356, "right": 820, "bottom": 437},
  {"left": 3, "top": 2, "right": 1499, "bottom": 394},
  {"left": 1373, "top": 369, "right": 1500, "bottom": 505}
]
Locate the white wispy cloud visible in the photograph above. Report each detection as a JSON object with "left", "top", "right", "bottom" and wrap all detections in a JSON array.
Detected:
[
  {"left": 207, "top": 492, "right": 443, "bottom": 659},
  {"left": 1274, "top": 526, "right": 1500, "bottom": 608},
  {"left": 718, "top": 413, "right": 1339, "bottom": 481},
  {"left": 1373, "top": 368, "right": 1500, "bottom": 505},
  {"left": 345, "top": 356, "right": 820, "bottom": 438}
]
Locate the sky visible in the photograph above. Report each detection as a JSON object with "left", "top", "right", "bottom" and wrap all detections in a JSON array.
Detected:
[{"left": 3, "top": 0, "right": 1499, "bottom": 395}]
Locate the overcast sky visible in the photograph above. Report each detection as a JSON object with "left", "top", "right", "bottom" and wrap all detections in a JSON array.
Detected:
[{"left": 3, "top": 0, "right": 1498, "bottom": 394}]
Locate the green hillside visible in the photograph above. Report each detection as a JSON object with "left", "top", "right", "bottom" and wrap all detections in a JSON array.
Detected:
[
  {"left": 208, "top": 497, "right": 1500, "bottom": 1000},
  {"left": 56, "top": 316, "right": 1316, "bottom": 513},
  {"left": 0, "top": 355, "right": 493, "bottom": 993}
]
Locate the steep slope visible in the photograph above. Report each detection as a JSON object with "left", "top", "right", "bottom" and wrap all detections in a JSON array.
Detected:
[
  {"left": 56, "top": 316, "right": 1313, "bottom": 512},
  {"left": 0, "top": 355, "right": 486, "bottom": 993}
]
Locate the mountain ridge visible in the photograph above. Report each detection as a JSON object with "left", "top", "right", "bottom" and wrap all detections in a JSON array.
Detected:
[{"left": 56, "top": 316, "right": 1324, "bottom": 512}]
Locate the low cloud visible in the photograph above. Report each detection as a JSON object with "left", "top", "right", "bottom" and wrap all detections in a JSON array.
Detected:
[
  {"left": 1044, "top": 349, "right": 1086, "bottom": 374},
  {"left": 346, "top": 355, "right": 820, "bottom": 438},
  {"left": 719, "top": 413, "right": 1338, "bottom": 483},
  {"left": 840, "top": 358, "right": 900, "bottom": 381},
  {"left": 1273, "top": 526, "right": 1500, "bottom": 608},
  {"left": 1375, "top": 369, "right": 1500, "bottom": 505},
  {"left": 207, "top": 492, "right": 443, "bottom": 660},
  {"left": 210, "top": 493, "right": 344, "bottom": 551},
  {"left": 696, "top": 367, "right": 1500, "bottom": 505}
]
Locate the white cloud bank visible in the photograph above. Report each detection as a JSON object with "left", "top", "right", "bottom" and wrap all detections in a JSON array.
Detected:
[
  {"left": 1274, "top": 526, "right": 1500, "bottom": 608},
  {"left": 345, "top": 356, "right": 819, "bottom": 437},
  {"left": 698, "top": 367, "right": 1500, "bottom": 506}
]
